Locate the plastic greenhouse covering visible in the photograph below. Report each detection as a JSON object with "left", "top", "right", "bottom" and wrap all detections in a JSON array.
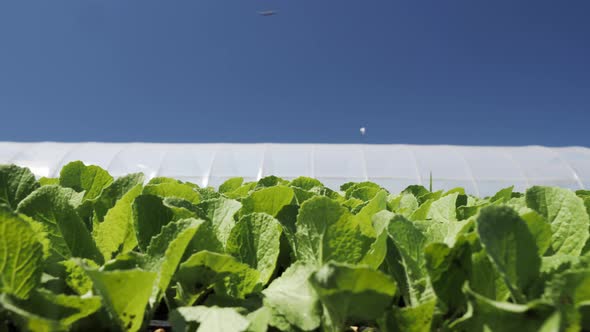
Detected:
[{"left": 0, "top": 142, "right": 588, "bottom": 197}]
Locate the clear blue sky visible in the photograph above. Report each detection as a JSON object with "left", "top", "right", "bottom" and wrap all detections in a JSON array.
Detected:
[{"left": 1, "top": 1, "right": 589, "bottom": 146}]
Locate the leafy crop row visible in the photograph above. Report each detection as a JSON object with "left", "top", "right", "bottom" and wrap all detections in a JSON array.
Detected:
[{"left": 1, "top": 161, "right": 590, "bottom": 331}]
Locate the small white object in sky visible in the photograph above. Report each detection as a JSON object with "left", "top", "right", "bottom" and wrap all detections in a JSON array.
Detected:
[
  {"left": 360, "top": 127, "right": 366, "bottom": 136},
  {"left": 258, "top": 10, "right": 278, "bottom": 16}
]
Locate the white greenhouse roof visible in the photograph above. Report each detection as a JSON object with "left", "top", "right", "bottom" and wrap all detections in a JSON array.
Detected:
[{"left": 1, "top": 142, "right": 589, "bottom": 197}]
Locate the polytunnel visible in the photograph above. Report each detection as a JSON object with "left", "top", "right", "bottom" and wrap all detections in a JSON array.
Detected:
[{"left": 0, "top": 142, "right": 589, "bottom": 197}]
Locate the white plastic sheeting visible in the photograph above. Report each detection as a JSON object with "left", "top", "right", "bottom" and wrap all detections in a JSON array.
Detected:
[{"left": 0, "top": 142, "right": 588, "bottom": 197}]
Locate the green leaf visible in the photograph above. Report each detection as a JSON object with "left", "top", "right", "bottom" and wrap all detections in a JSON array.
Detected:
[
  {"left": 101, "top": 251, "right": 147, "bottom": 272},
  {"left": 309, "top": 262, "right": 397, "bottom": 332},
  {"left": 59, "top": 259, "right": 95, "bottom": 295},
  {"left": 164, "top": 196, "right": 203, "bottom": 219},
  {"left": 219, "top": 177, "right": 244, "bottom": 193},
  {"left": 262, "top": 263, "right": 321, "bottom": 331},
  {"left": 200, "top": 293, "right": 262, "bottom": 311},
  {"left": 93, "top": 182, "right": 143, "bottom": 260},
  {"left": 59, "top": 161, "right": 113, "bottom": 202},
  {"left": 416, "top": 218, "right": 472, "bottom": 247},
  {"left": 132, "top": 194, "right": 174, "bottom": 252},
  {"left": 197, "top": 196, "right": 242, "bottom": 248},
  {"left": 294, "top": 196, "right": 372, "bottom": 266},
  {"left": 378, "top": 298, "right": 437, "bottom": 332},
  {"left": 491, "top": 186, "right": 514, "bottom": 203},
  {"left": 289, "top": 187, "right": 315, "bottom": 205},
  {"left": 224, "top": 182, "right": 257, "bottom": 200},
  {"left": 145, "top": 176, "right": 179, "bottom": 185},
  {"left": 256, "top": 176, "right": 288, "bottom": 189},
  {"left": 425, "top": 237, "right": 472, "bottom": 312},
  {"left": 227, "top": 213, "right": 283, "bottom": 285},
  {"left": 520, "top": 208, "right": 553, "bottom": 256},
  {"left": 359, "top": 211, "right": 389, "bottom": 269},
  {"left": 143, "top": 181, "right": 201, "bottom": 205},
  {"left": 310, "top": 186, "right": 345, "bottom": 203},
  {"left": 526, "top": 186, "right": 590, "bottom": 256},
  {"left": 175, "top": 251, "right": 259, "bottom": 306},
  {"left": 408, "top": 198, "right": 434, "bottom": 221},
  {"left": 0, "top": 207, "right": 45, "bottom": 299},
  {"left": 388, "top": 192, "right": 419, "bottom": 217},
  {"left": 540, "top": 255, "right": 580, "bottom": 278},
  {"left": 348, "top": 185, "right": 382, "bottom": 202},
  {"left": 0, "top": 289, "right": 101, "bottom": 332},
  {"left": 170, "top": 306, "right": 250, "bottom": 332},
  {"left": 386, "top": 213, "right": 429, "bottom": 297},
  {"left": 461, "top": 286, "right": 557, "bottom": 332},
  {"left": 409, "top": 192, "right": 460, "bottom": 222},
  {"left": 290, "top": 176, "right": 323, "bottom": 190},
  {"left": 353, "top": 190, "right": 388, "bottom": 236},
  {"left": 0, "top": 165, "right": 39, "bottom": 210},
  {"left": 339, "top": 181, "right": 357, "bottom": 192},
  {"left": 241, "top": 186, "right": 294, "bottom": 217},
  {"left": 92, "top": 173, "right": 144, "bottom": 222},
  {"left": 145, "top": 218, "right": 204, "bottom": 305},
  {"left": 423, "top": 190, "right": 444, "bottom": 202},
  {"left": 427, "top": 192, "right": 459, "bottom": 222},
  {"left": 342, "top": 197, "right": 364, "bottom": 211},
  {"left": 470, "top": 249, "right": 506, "bottom": 301},
  {"left": 402, "top": 185, "right": 430, "bottom": 204},
  {"left": 196, "top": 186, "right": 221, "bottom": 200},
  {"left": 246, "top": 306, "right": 273, "bottom": 332},
  {"left": 39, "top": 177, "right": 59, "bottom": 186},
  {"left": 445, "top": 187, "right": 465, "bottom": 196},
  {"left": 84, "top": 268, "right": 157, "bottom": 332},
  {"left": 457, "top": 202, "right": 488, "bottom": 221},
  {"left": 578, "top": 301, "right": 590, "bottom": 331},
  {"left": 183, "top": 219, "right": 225, "bottom": 256},
  {"left": 17, "top": 186, "right": 102, "bottom": 264},
  {"left": 266, "top": 310, "right": 299, "bottom": 332},
  {"left": 349, "top": 191, "right": 389, "bottom": 268},
  {"left": 344, "top": 182, "right": 382, "bottom": 200},
  {"left": 546, "top": 269, "right": 590, "bottom": 330},
  {"left": 584, "top": 195, "right": 590, "bottom": 221},
  {"left": 477, "top": 206, "right": 541, "bottom": 303}
]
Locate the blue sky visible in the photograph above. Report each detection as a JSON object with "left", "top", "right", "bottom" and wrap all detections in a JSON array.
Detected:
[{"left": 0, "top": 0, "right": 589, "bottom": 146}]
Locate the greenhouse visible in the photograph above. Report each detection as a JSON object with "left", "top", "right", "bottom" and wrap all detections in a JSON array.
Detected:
[{"left": 1, "top": 142, "right": 588, "bottom": 196}]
